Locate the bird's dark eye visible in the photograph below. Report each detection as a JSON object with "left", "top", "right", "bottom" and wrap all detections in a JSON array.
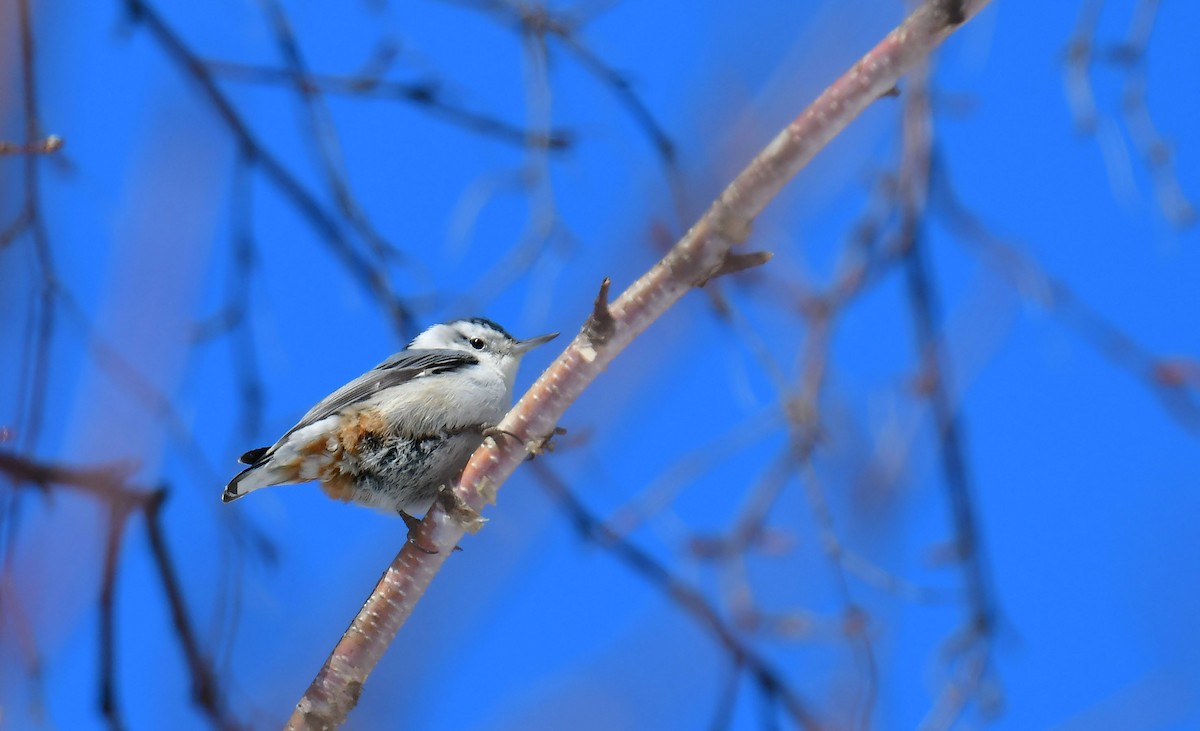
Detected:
[{"left": 469, "top": 337, "right": 485, "bottom": 350}]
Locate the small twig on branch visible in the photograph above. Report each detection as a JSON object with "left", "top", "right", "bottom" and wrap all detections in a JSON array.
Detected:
[
  {"left": 583, "top": 277, "right": 615, "bottom": 346},
  {"left": 0, "top": 134, "right": 63, "bottom": 155},
  {"left": 289, "top": 3, "right": 993, "bottom": 727}
]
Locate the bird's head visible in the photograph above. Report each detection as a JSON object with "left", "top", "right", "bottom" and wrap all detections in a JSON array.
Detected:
[{"left": 410, "top": 317, "right": 558, "bottom": 387}]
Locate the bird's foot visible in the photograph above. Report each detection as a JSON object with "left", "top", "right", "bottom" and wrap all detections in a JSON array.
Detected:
[{"left": 482, "top": 426, "right": 566, "bottom": 460}]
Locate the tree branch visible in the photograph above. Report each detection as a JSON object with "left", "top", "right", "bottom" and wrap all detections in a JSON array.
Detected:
[{"left": 289, "top": 2, "right": 993, "bottom": 727}]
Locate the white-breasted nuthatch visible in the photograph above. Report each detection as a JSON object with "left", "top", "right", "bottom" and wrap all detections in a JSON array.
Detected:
[{"left": 223, "top": 318, "right": 557, "bottom": 516}]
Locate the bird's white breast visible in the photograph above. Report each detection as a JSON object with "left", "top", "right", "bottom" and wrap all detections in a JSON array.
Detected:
[{"left": 369, "top": 362, "right": 509, "bottom": 435}]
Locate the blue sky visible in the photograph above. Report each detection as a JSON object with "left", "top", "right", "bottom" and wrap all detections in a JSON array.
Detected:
[{"left": 1, "top": 0, "right": 1197, "bottom": 729}]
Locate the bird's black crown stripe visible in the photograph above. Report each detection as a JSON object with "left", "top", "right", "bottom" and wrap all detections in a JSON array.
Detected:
[{"left": 461, "top": 317, "right": 515, "bottom": 341}]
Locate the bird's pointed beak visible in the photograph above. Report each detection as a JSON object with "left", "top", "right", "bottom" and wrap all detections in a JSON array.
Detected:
[{"left": 514, "top": 331, "right": 559, "bottom": 354}]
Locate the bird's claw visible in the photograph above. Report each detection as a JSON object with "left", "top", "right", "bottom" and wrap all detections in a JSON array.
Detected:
[{"left": 482, "top": 425, "right": 567, "bottom": 460}]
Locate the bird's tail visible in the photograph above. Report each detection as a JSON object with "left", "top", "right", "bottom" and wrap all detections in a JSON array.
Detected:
[{"left": 223, "top": 447, "right": 287, "bottom": 503}]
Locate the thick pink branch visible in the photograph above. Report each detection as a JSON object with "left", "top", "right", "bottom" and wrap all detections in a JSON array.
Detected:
[{"left": 290, "top": 2, "right": 992, "bottom": 728}]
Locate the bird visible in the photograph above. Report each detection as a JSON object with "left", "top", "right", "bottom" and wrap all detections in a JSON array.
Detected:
[{"left": 223, "top": 318, "right": 557, "bottom": 518}]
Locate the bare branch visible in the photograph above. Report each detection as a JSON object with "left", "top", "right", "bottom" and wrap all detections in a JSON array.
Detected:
[{"left": 288, "top": 2, "right": 993, "bottom": 727}]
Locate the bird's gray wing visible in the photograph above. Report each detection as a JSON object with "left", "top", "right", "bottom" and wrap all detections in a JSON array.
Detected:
[{"left": 274, "top": 349, "right": 478, "bottom": 446}]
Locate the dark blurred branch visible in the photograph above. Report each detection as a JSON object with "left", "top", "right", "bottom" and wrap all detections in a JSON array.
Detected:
[
  {"left": 13, "top": 0, "right": 58, "bottom": 454},
  {"left": 290, "top": 3, "right": 992, "bottom": 726},
  {"left": 99, "top": 504, "right": 130, "bottom": 731},
  {"left": 0, "top": 453, "right": 241, "bottom": 731},
  {"left": 898, "top": 57, "right": 997, "bottom": 729},
  {"left": 691, "top": 311, "right": 886, "bottom": 729},
  {"left": 533, "top": 463, "right": 822, "bottom": 730},
  {"left": 554, "top": 33, "right": 690, "bottom": 223},
  {"left": 143, "top": 490, "right": 239, "bottom": 730},
  {"left": 258, "top": 0, "right": 397, "bottom": 262},
  {"left": 120, "top": 0, "right": 416, "bottom": 336},
  {"left": 709, "top": 660, "right": 743, "bottom": 731},
  {"left": 206, "top": 61, "right": 571, "bottom": 150},
  {"left": 796, "top": 462, "right": 877, "bottom": 731}
]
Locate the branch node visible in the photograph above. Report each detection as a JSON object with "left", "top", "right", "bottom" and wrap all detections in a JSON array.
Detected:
[
  {"left": 877, "top": 84, "right": 902, "bottom": 101},
  {"left": 579, "top": 278, "right": 615, "bottom": 363},
  {"left": 526, "top": 426, "right": 567, "bottom": 457},
  {"left": 438, "top": 486, "right": 487, "bottom": 533},
  {"left": 936, "top": 0, "right": 967, "bottom": 26},
  {"left": 701, "top": 251, "right": 774, "bottom": 286},
  {"left": 582, "top": 277, "right": 615, "bottom": 345},
  {"left": 476, "top": 475, "right": 499, "bottom": 506}
]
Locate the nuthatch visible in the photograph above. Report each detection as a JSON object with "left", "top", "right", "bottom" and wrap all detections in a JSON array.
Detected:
[{"left": 223, "top": 318, "right": 557, "bottom": 517}]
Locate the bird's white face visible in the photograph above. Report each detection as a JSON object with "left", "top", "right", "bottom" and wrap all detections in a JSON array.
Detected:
[{"left": 409, "top": 319, "right": 558, "bottom": 388}]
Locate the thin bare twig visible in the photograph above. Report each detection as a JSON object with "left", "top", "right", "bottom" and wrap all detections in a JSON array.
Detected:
[
  {"left": 533, "top": 463, "right": 822, "bottom": 729},
  {"left": 0, "top": 453, "right": 241, "bottom": 730},
  {"left": 709, "top": 660, "right": 743, "bottom": 731},
  {"left": 931, "top": 159, "right": 1200, "bottom": 431},
  {"left": 13, "top": 0, "right": 58, "bottom": 454},
  {"left": 436, "top": 0, "right": 690, "bottom": 225},
  {"left": 1062, "top": 0, "right": 1195, "bottom": 226},
  {"left": 205, "top": 61, "right": 571, "bottom": 150},
  {"left": 898, "top": 54, "right": 996, "bottom": 728},
  {"left": 99, "top": 503, "right": 131, "bottom": 731},
  {"left": 143, "top": 490, "right": 239, "bottom": 730},
  {"left": 120, "top": 0, "right": 417, "bottom": 336},
  {"left": 258, "top": 0, "right": 398, "bottom": 263}
]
